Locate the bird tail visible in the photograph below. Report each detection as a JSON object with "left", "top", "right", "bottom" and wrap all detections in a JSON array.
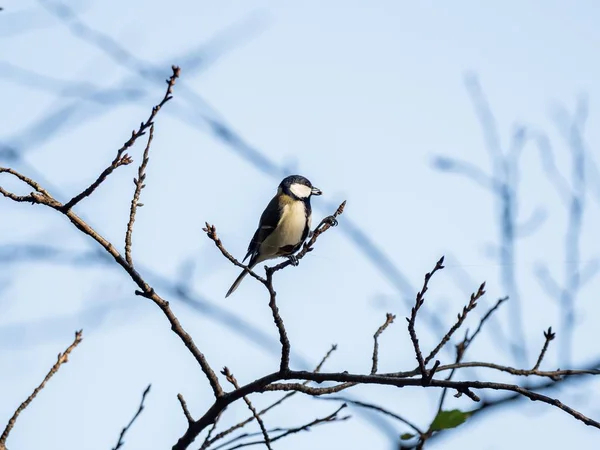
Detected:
[{"left": 225, "top": 262, "right": 258, "bottom": 298}]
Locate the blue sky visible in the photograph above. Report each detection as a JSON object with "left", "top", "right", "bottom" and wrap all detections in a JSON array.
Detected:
[{"left": 2, "top": 1, "right": 600, "bottom": 449}]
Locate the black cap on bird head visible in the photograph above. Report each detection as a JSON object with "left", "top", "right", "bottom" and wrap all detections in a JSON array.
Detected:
[{"left": 279, "top": 175, "right": 322, "bottom": 199}]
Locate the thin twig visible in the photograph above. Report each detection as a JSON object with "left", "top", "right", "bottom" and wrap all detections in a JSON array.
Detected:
[
  {"left": 207, "top": 345, "right": 338, "bottom": 447},
  {"left": 222, "top": 368, "right": 272, "bottom": 450},
  {"left": 424, "top": 282, "right": 485, "bottom": 365},
  {"left": 218, "top": 404, "right": 349, "bottom": 450},
  {"left": 202, "top": 223, "right": 267, "bottom": 284},
  {"left": 0, "top": 330, "right": 83, "bottom": 449},
  {"left": 0, "top": 167, "right": 52, "bottom": 202},
  {"left": 324, "top": 396, "right": 423, "bottom": 435},
  {"left": 371, "top": 313, "right": 395, "bottom": 374},
  {"left": 125, "top": 124, "right": 154, "bottom": 266},
  {"left": 467, "top": 296, "right": 509, "bottom": 346},
  {"left": 62, "top": 66, "right": 180, "bottom": 211},
  {"left": 0, "top": 69, "right": 225, "bottom": 400},
  {"left": 407, "top": 256, "right": 445, "bottom": 380},
  {"left": 199, "top": 411, "right": 225, "bottom": 450},
  {"left": 532, "top": 327, "right": 556, "bottom": 371},
  {"left": 264, "top": 270, "right": 291, "bottom": 372},
  {"left": 177, "top": 394, "right": 194, "bottom": 424},
  {"left": 112, "top": 384, "right": 152, "bottom": 450}
]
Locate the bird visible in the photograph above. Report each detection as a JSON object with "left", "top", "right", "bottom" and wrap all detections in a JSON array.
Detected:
[{"left": 225, "top": 175, "right": 323, "bottom": 297}]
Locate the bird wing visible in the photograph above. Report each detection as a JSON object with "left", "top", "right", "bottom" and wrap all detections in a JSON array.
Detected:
[{"left": 243, "top": 194, "right": 281, "bottom": 264}]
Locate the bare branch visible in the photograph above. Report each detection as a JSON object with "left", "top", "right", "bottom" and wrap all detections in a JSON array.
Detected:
[
  {"left": 424, "top": 282, "right": 486, "bottom": 365},
  {"left": 125, "top": 124, "right": 154, "bottom": 266},
  {"left": 216, "top": 404, "right": 349, "bottom": 450},
  {"left": 371, "top": 313, "right": 395, "bottom": 374},
  {"left": 0, "top": 330, "right": 83, "bottom": 449},
  {"left": 407, "top": 256, "right": 445, "bottom": 380},
  {"left": 1, "top": 68, "right": 225, "bottom": 400},
  {"left": 324, "top": 396, "right": 423, "bottom": 435},
  {"left": 207, "top": 345, "right": 338, "bottom": 447},
  {"left": 177, "top": 394, "right": 194, "bottom": 425},
  {"left": 222, "top": 368, "right": 272, "bottom": 450},
  {"left": 467, "top": 296, "right": 509, "bottom": 346},
  {"left": 112, "top": 384, "right": 152, "bottom": 450},
  {"left": 62, "top": 66, "right": 180, "bottom": 211},
  {"left": 532, "top": 327, "right": 556, "bottom": 371},
  {"left": 0, "top": 167, "right": 52, "bottom": 202},
  {"left": 202, "top": 223, "right": 266, "bottom": 285}
]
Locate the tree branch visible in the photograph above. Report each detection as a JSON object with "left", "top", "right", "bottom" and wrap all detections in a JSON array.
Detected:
[
  {"left": 62, "top": 67, "right": 180, "bottom": 211},
  {"left": 532, "top": 327, "right": 556, "bottom": 371},
  {"left": 222, "top": 368, "right": 272, "bottom": 450},
  {"left": 371, "top": 313, "right": 395, "bottom": 375},
  {"left": 407, "top": 256, "right": 445, "bottom": 380},
  {"left": 124, "top": 123, "right": 154, "bottom": 266},
  {"left": 112, "top": 384, "right": 152, "bottom": 450},
  {"left": 0, "top": 330, "right": 83, "bottom": 450}
]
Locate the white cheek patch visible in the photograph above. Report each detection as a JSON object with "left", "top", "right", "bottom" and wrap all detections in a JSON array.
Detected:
[{"left": 289, "top": 183, "right": 312, "bottom": 198}]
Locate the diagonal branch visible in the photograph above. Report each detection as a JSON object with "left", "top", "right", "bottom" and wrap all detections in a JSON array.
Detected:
[
  {"left": 112, "top": 384, "right": 152, "bottom": 450},
  {"left": 424, "top": 282, "right": 486, "bottom": 366},
  {"left": 0, "top": 67, "right": 225, "bottom": 400},
  {"left": 222, "top": 368, "right": 272, "bottom": 450},
  {"left": 206, "top": 344, "right": 338, "bottom": 448},
  {"left": 61, "top": 66, "right": 180, "bottom": 211},
  {"left": 0, "top": 330, "right": 83, "bottom": 450},
  {"left": 216, "top": 404, "right": 349, "bottom": 450}
]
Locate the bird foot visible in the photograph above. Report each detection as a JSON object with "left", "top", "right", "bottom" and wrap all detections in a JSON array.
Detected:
[
  {"left": 287, "top": 254, "right": 299, "bottom": 266},
  {"left": 322, "top": 215, "right": 338, "bottom": 227}
]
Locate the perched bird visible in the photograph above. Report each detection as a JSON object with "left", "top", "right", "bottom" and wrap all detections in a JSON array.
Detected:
[{"left": 225, "top": 175, "right": 322, "bottom": 297}]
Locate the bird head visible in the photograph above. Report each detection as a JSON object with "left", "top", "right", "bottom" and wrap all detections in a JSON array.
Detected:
[{"left": 279, "top": 175, "right": 322, "bottom": 199}]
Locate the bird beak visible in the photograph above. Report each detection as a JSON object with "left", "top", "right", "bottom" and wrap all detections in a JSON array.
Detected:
[{"left": 311, "top": 186, "right": 322, "bottom": 196}]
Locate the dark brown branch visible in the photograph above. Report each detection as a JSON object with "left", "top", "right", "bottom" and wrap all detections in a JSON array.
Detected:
[
  {"left": 200, "top": 411, "right": 225, "bottom": 450},
  {"left": 324, "top": 396, "right": 423, "bottom": 435},
  {"left": 0, "top": 69, "right": 224, "bottom": 400},
  {"left": 407, "top": 256, "right": 445, "bottom": 380},
  {"left": 125, "top": 124, "right": 154, "bottom": 266},
  {"left": 532, "top": 327, "right": 556, "bottom": 371},
  {"left": 0, "top": 330, "right": 83, "bottom": 449},
  {"left": 202, "top": 223, "right": 266, "bottom": 284},
  {"left": 112, "top": 384, "right": 152, "bottom": 450},
  {"left": 424, "top": 282, "right": 486, "bottom": 366},
  {"left": 467, "top": 296, "right": 509, "bottom": 346},
  {"left": 222, "top": 368, "right": 272, "bottom": 450},
  {"left": 383, "top": 361, "right": 600, "bottom": 380},
  {"left": 432, "top": 294, "right": 506, "bottom": 411},
  {"left": 62, "top": 66, "right": 180, "bottom": 211},
  {"left": 207, "top": 345, "right": 338, "bottom": 447},
  {"left": 218, "top": 404, "right": 349, "bottom": 450},
  {"left": 175, "top": 366, "right": 600, "bottom": 449},
  {"left": 371, "top": 313, "right": 395, "bottom": 374},
  {"left": 264, "top": 270, "right": 291, "bottom": 372},
  {"left": 177, "top": 394, "right": 194, "bottom": 424}
]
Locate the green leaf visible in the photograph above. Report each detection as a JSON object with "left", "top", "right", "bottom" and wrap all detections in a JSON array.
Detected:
[
  {"left": 400, "top": 433, "right": 415, "bottom": 440},
  {"left": 429, "top": 409, "right": 471, "bottom": 432}
]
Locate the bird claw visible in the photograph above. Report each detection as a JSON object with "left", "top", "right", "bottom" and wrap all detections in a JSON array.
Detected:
[
  {"left": 323, "top": 215, "right": 338, "bottom": 227},
  {"left": 287, "top": 255, "right": 299, "bottom": 266}
]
